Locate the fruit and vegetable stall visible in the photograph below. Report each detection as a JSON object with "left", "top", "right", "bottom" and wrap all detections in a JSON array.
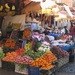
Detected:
[{"left": 0, "top": 22, "right": 74, "bottom": 75}]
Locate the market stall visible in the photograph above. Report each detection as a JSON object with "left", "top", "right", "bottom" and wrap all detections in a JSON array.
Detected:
[
  {"left": 0, "top": 18, "right": 72, "bottom": 75},
  {"left": 0, "top": 0, "right": 75, "bottom": 75}
]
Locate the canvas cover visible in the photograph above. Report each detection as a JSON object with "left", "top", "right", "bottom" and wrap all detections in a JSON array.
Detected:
[{"left": 1, "top": 14, "right": 25, "bottom": 37}]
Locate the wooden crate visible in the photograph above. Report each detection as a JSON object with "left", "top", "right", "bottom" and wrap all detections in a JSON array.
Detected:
[
  {"left": 57, "top": 55, "right": 69, "bottom": 68},
  {"left": 15, "top": 64, "right": 28, "bottom": 75}
]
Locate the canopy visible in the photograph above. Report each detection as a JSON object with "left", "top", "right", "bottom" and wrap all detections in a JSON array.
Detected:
[{"left": 22, "top": 2, "right": 41, "bottom": 13}]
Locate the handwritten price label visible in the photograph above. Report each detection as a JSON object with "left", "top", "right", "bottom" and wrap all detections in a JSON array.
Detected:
[{"left": 12, "top": 23, "right": 21, "bottom": 29}]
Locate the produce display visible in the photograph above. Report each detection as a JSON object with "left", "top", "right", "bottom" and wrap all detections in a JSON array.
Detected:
[
  {"left": 38, "top": 44, "right": 50, "bottom": 51},
  {"left": 51, "top": 46, "right": 69, "bottom": 58},
  {"left": 42, "top": 51, "right": 57, "bottom": 63},
  {"left": 35, "top": 42, "right": 42, "bottom": 49},
  {"left": 22, "top": 28, "right": 31, "bottom": 40},
  {"left": 29, "top": 51, "right": 57, "bottom": 70},
  {"left": 2, "top": 48, "right": 25, "bottom": 62},
  {"left": 0, "top": 47, "right": 5, "bottom": 59},
  {"left": 2, "top": 51, "right": 18, "bottom": 62},
  {"left": 15, "top": 55, "right": 33, "bottom": 64},
  {"left": 15, "top": 48, "right": 25, "bottom": 55},
  {"left": 24, "top": 42, "right": 32, "bottom": 51},
  {"left": 23, "top": 50, "right": 45, "bottom": 60},
  {"left": 0, "top": 23, "right": 72, "bottom": 73},
  {"left": 4, "top": 39, "right": 16, "bottom": 49},
  {"left": 30, "top": 57, "right": 54, "bottom": 70}
]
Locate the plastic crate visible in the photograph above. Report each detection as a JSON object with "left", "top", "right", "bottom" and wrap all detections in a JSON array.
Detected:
[
  {"left": 2, "top": 61, "right": 15, "bottom": 71},
  {"left": 28, "top": 66, "right": 39, "bottom": 75}
]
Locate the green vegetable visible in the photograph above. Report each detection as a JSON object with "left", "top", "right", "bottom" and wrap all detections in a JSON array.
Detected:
[
  {"left": 0, "top": 49, "right": 5, "bottom": 59},
  {"left": 36, "top": 42, "right": 42, "bottom": 49},
  {"left": 23, "top": 50, "right": 45, "bottom": 60}
]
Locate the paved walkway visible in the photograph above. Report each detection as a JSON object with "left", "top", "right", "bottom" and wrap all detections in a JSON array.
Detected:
[
  {"left": 0, "top": 68, "right": 23, "bottom": 75},
  {"left": 55, "top": 56, "right": 75, "bottom": 75},
  {"left": 56, "top": 63, "right": 75, "bottom": 75}
]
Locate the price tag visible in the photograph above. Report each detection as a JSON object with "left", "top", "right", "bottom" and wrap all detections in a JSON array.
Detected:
[{"left": 12, "top": 23, "right": 21, "bottom": 29}]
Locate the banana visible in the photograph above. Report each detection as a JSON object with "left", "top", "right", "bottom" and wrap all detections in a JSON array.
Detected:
[
  {"left": 0, "top": 6, "right": 3, "bottom": 11},
  {"left": 5, "top": 3, "right": 10, "bottom": 9}
]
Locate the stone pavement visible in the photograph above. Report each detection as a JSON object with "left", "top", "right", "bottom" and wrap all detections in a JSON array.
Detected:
[{"left": 55, "top": 56, "right": 75, "bottom": 75}]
